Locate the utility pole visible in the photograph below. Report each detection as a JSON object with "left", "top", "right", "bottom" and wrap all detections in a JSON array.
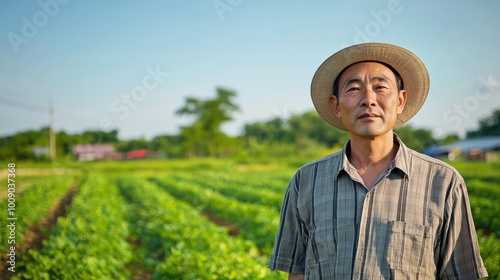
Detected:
[{"left": 49, "top": 99, "right": 56, "bottom": 160}]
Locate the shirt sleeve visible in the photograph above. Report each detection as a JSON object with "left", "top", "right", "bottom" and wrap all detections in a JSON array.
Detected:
[
  {"left": 438, "top": 174, "right": 488, "bottom": 279},
  {"left": 268, "top": 172, "right": 307, "bottom": 274}
]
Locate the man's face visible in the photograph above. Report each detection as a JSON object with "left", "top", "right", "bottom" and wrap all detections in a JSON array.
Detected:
[{"left": 329, "top": 62, "right": 407, "bottom": 138}]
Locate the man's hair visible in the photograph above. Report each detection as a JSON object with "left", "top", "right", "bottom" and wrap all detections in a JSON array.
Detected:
[{"left": 332, "top": 61, "right": 404, "bottom": 97}]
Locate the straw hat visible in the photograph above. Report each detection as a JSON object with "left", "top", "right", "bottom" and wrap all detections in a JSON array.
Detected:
[{"left": 311, "top": 42, "right": 430, "bottom": 130}]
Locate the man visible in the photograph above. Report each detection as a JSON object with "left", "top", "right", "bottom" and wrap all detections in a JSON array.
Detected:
[{"left": 268, "top": 43, "right": 488, "bottom": 279}]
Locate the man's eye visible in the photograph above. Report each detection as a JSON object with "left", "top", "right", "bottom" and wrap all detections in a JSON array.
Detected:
[{"left": 347, "top": 87, "right": 360, "bottom": 92}]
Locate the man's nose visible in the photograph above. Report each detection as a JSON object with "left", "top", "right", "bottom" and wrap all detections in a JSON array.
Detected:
[{"left": 360, "top": 87, "right": 377, "bottom": 107}]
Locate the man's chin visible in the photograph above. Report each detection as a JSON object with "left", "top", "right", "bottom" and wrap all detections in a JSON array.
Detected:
[{"left": 350, "top": 126, "right": 392, "bottom": 138}]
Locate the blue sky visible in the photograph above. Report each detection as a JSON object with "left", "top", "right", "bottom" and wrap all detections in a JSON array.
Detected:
[{"left": 1, "top": 0, "right": 499, "bottom": 140}]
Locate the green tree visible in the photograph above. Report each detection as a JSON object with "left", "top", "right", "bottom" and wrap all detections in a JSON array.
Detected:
[
  {"left": 467, "top": 108, "right": 500, "bottom": 137},
  {"left": 116, "top": 137, "right": 149, "bottom": 153},
  {"left": 395, "top": 125, "right": 437, "bottom": 152},
  {"left": 81, "top": 129, "right": 119, "bottom": 144},
  {"left": 176, "top": 87, "right": 240, "bottom": 157},
  {"left": 288, "top": 111, "right": 349, "bottom": 149},
  {"left": 0, "top": 127, "right": 51, "bottom": 161},
  {"left": 149, "top": 134, "right": 183, "bottom": 158},
  {"left": 0, "top": 127, "right": 122, "bottom": 161},
  {"left": 241, "top": 111, "right": 350, "bottom": 158},
  {"left": 243, "top": 111, "right": 350, "bottom": 149},
  {"left": 243, "top": 117, "right": 293, "bottom": 143}
]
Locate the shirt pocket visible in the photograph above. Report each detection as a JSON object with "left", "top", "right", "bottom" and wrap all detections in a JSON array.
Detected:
[{"left": 386, "top": 221, "right": 434, "bottom": 274}]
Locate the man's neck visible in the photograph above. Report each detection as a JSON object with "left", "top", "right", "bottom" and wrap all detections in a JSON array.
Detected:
[
  {"left": 347, "top": 131, "right": 399, "bottom": 188},
  {"left": 348, "top": 132, "right": 396, "bottom": 165}
]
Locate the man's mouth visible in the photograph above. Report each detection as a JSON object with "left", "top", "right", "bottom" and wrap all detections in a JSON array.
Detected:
[{"left": 358, "top": 113, "right": 379, "bottom": 119}]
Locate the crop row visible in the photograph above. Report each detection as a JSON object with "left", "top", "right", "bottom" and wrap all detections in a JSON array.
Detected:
[
  {"left": 457, "top": 165, "right": 500, "bottom": 279},
  {"left": 203, "top": 171, "right": 293, "bottom": 194},
  {"left": 151, "top": 176, "right": 281, "bottom": 255},
  {"left": 171, "top": 172, "right": 285, "bottom": 211},
  {"left": 118, "top": 175, "right": 285, "bottom": 279},
  {"left": 0, "top": 175, "right": 74, "bottom": 253},
  {"left": 467, "top": 179, "right": 500, "bottom": 235},
  {"left": 467, "top": 176, "right": 500, "bottom": 279},
  {"left": 17, "top": 175, "right": 132, "bottom": 279},
  {"left": 477, "top": 230, "right": 500, "bottom": 279}
]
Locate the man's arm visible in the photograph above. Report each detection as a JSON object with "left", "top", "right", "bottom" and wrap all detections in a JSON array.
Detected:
[
  {"left": 438, "top": 178, "right": 488, "bottom": 279},
  {"left": 268, "top": 174, "right": 307, "bottom": 275},
  {"left": 288, "top": 273, "right": 304, "bottom": 280}
]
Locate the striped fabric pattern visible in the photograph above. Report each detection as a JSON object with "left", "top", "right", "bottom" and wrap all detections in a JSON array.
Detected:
[{"left": 268, "top": 134, "right": 488, "bottom": 279}]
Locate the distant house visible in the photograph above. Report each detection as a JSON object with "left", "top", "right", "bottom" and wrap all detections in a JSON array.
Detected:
[
  {"left": 73, "top": 144, "right": 123, "bottom": 161},
  {"left": 126, "top": 149, "right": 148, "bottom": 159},
  {"left": 424, "top": 136, "right": 500, "bottom": 162}
]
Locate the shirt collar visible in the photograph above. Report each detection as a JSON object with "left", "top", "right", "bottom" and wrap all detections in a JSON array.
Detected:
[{"left": 337, "top": 133, "right": 410, "bottom": 178}]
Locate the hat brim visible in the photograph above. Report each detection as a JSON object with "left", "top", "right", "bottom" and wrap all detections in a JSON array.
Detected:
[{"left": 311, "top": 42, "right": 430, "bottom": 131}]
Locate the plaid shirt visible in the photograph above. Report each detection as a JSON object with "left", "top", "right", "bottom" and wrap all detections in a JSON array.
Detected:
[{"left": 269, "top": 135, "right": 488, "bottom": 279}]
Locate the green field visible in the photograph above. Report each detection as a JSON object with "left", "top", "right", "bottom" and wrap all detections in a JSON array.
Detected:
[{"left": 1, "top": 158, "right": 499, "bottom": 279}]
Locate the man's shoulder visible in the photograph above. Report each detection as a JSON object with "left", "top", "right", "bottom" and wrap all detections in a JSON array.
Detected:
[{"left": 288, "top": 150, "right": 343, "bottom": 190}]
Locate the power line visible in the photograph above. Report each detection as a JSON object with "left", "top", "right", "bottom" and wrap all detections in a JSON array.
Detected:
[
  {"left": 0, "top": 96, "right": 57, "bottom": 160},
  {"left": 0, "top": 97, "right": 47, "bottom": 112}
]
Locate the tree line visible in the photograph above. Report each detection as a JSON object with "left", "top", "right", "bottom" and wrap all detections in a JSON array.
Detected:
[{"left": 1, "top": 88, "right": 499, "bottom": 161}]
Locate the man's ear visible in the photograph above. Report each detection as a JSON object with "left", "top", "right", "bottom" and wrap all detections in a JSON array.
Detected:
[
  {"left": 397, "top": 89, "right": 407, "bottom": 114},
  {"left": 330, "top": 95, "right": 342, "bottom": 118}
]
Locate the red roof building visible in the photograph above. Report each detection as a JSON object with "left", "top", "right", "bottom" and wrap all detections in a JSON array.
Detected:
[{"left": 126, "top": 149, "right": 148, "bottom": 159}]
